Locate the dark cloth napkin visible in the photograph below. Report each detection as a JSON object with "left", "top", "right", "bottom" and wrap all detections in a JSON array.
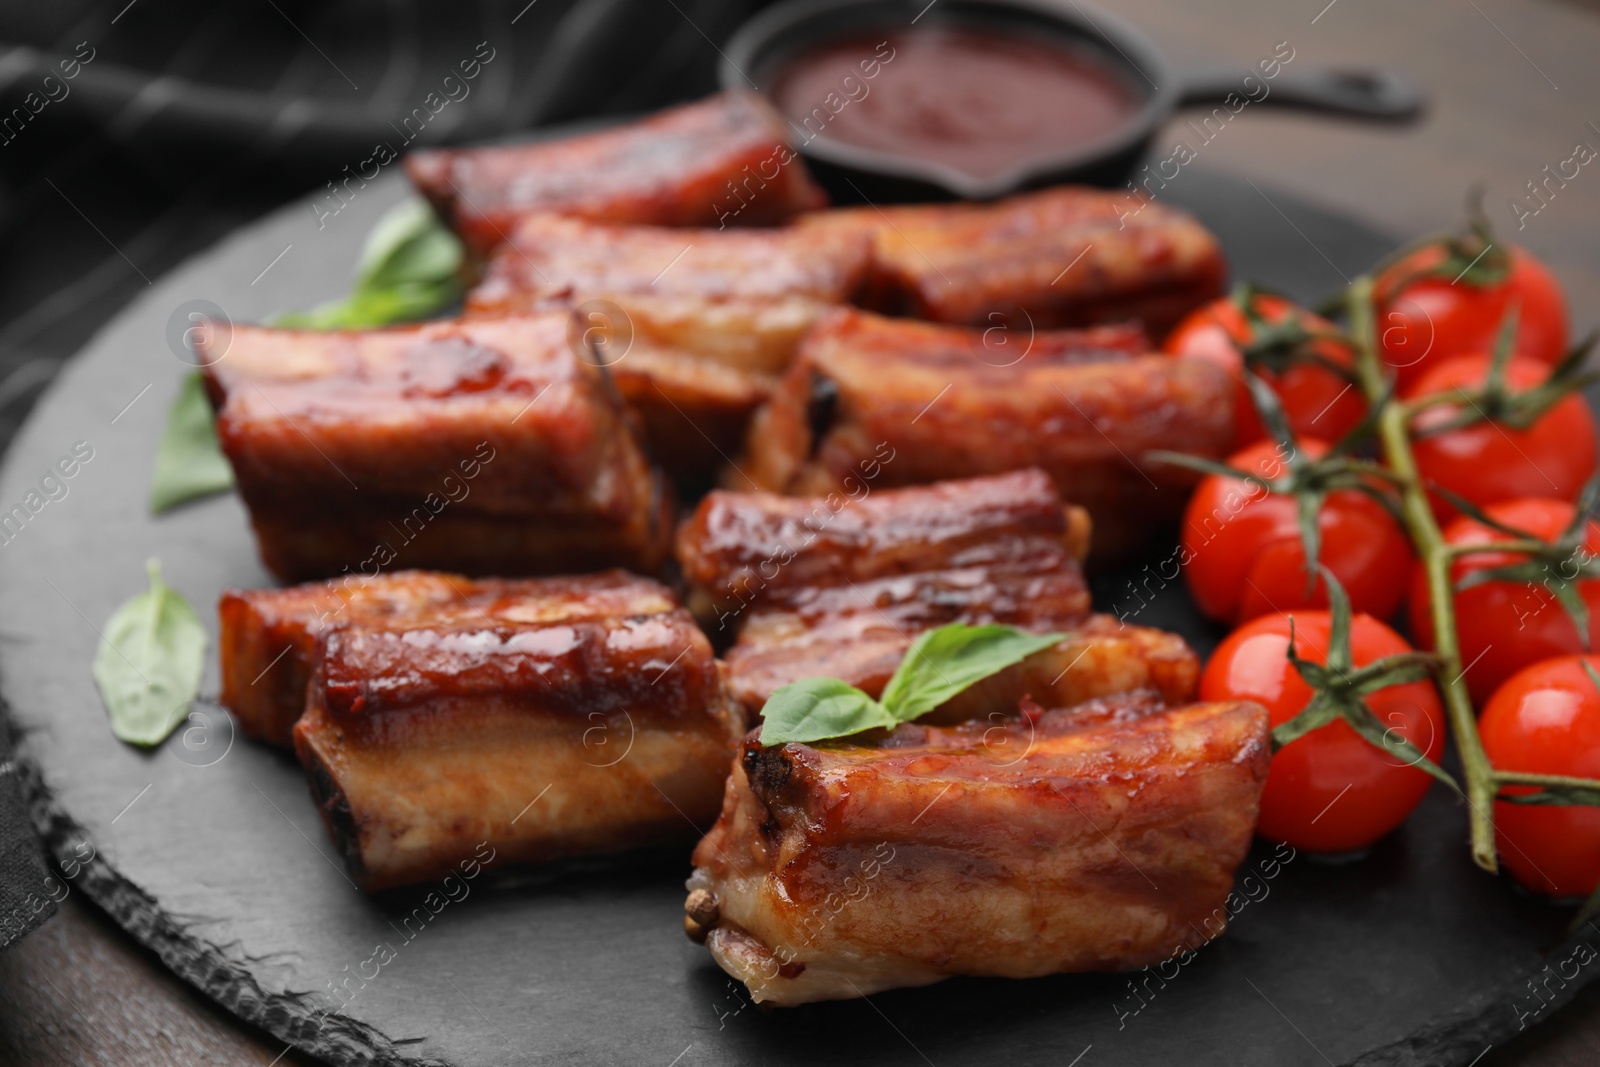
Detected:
[
  {"left": 0, "top": 0, "right": 769, "bottom": 950},
  {"left": 0, "top": 719, "right": 53, "bottom": 947}
]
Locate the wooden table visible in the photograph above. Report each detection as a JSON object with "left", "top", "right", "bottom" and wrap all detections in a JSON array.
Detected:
[{"left": 3, "top": 0, "right": 1600, "bottom": 1062}]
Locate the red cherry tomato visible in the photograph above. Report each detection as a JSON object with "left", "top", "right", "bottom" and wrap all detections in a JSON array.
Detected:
[
  {"left": 1404, "top": 354, "right": 1596, "bottom": 521},
  {"left": 1376, "top": 243, "right": 1568, "bottom": 392},
  {"left": 1409, "top": 498, "right": 1600, "bottom": 706},
  {"left": 1201, "top": 611, "right": 1447, "bottom": 852},
  {"left": 1479, "top": 655, "right": 1600, "bottom": 898},
  {"left": 1180, "top": 438, "right": 1413, "bottom": 626},
  {"left": 1165, "top": 293, "right": 1364, "bottom": 453}
]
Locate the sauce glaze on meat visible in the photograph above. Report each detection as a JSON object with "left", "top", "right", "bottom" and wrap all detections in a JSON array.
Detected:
[{"left": 688, "top": 697, "right": 1270, "bottom": 1004}]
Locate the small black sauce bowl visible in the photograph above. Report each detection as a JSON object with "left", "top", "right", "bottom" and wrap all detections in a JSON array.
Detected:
[{"left": 721, "top": 0, "right": 1425, "bottom": 203}]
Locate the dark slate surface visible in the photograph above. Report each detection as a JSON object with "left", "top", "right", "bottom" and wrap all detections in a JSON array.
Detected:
[{"left": 0, "top": 165, "right": 1592, "bottom": 1067}]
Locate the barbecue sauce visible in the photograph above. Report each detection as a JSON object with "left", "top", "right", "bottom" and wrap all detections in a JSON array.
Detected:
[{"left": 771, "top": 24, "right": 1141, "bottom": 181}]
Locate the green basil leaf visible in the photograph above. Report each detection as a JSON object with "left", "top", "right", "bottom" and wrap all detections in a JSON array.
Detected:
[
  {"left": 356, "top": 199, "right": 463, "bottom": 290},
  {"left": 149, "top": 370, "right": 234, "bottom": 514},
  {"left": 878, "top": 623, "right": 1064, "bottom": 724},
  {"left": 148, "top": 201, "right": 463, "bottom": 510},
  {"left": 274, "top": 198, "right": 462, "bottom": 329},
  {"left": 273, "top": 280, "right": 460, "bottom": 330},
  {"left": 758, "top": 677, "right": 895, "bottom": 747},
  {"left": 93, "top": 559, "right": 207, "bottom": 747}
]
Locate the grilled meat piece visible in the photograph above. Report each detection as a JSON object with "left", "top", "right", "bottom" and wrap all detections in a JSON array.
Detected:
[
  {"left": 686, "top": 697, "right": 1270, "bottom": 1004},
  {"left": 676, "top": 468, "right": 1092, "bottom": 628},
  {"left": 673, "top": 471, "right": 1198, "bottom": 716},
  {"left": 217, "top": 569, "right": 665, "bottom": 747},
  {"left": 740, "top": 308, "right": 1233, "bottom": 559},
  {"left": 921, "top": 615, "right": 1198, "bottom": 723},
  {"left": 730, "top": 611, "right": 1199, "bottom": 724},
  {"left": 291, "top": 573, "right": 742, "bottom": 891},
  {"left": 202, "top": 315, "right": 672, "bottom": 582},
  {"left": 466, "top": 214, "right": 870, "bottom": 316},
  {"left": 466, "top": 214, "right": 871, "bottom": 488},
  {"left": 221, "top": 570, "right": 461, "bottom": 746},
  {"left": 405, "top": 90, "right": 828, "bottom": 255},
  {"left": 798, "top": 185, "right": 1226, "bottom": 337}
]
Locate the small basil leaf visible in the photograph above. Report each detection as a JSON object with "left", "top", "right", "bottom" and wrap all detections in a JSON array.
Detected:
[
  {"left": 879, "top": 623, "right": 1064, "bottom": 724},
  {"left": 149, "top": 202, "right": 462, "bottom": 509},
  {"left": 273, "top": 279, "right": 460, "bottom": 330},
  {"left": 274, "top": 198, "right": 462, "bottom": 329},
  {"left": 357, "top": 199, "right": 462, "bottom": 290},
  {"left": 759, "top": 677, "right": 895, "bottom": 747},
  {"left": 149, "top": 371, "right": 234, "bottom": 514},
  {"left": 93, "top": 559, "right": 207, "bottom": 747}
]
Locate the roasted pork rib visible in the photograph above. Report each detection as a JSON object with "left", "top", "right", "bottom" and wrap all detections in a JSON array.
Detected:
[
  {"left": 798, "top": 185, "right": 1226, "bottom": 336},
  {"left": 218, "top": 569, "right": 669, "bottom": 746},
  {"left": 675, "top": 467, "right": 1092, "bottom": 626},
  {"left": 738, "top": 308, "right": 1234, "bottom": 559},
  {"left": 291, "top": 572, "right": 742, "bottom": 891},
  {"left": 465, "top": 213, "right": 870, "bottom": 317},
  {"left": 465, "top": 214, "right": 871, "bottom": 487},
  {"left": 202, "top": 315, "right": 672, "bottom": 582},
  {"left": 674, "top": 470, "right": 1199, "bottom": 717},
  {"left": 221, "top": 570, "right": 465, "bottom": 746},
  {"left": 405, "top": 90, "right": 828, "bottom": 254},
  {"left": 686, "top": 696, "right": 1270, "bottom": 1005}
]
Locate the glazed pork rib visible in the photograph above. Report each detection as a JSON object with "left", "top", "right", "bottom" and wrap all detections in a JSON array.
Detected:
[
  {"left": 217, "top": 569, "right": 663, "bottom": 747},
  {"left": 687, "top": 697, "right": 1270, "bottom": 1005},
  {"left": 798, "top": 185, "right": 1226, "bottom": 337},
  {"left": 464, "top": 212, "right": 871, "bottom": 321},
  {"left": 202, "top": 315, "right": 672, "bottom": 582},
  {"left": 735, "top": 610, "right": 1200, "bottom": 727},
  {"left": 740, "top": 308, "right": 1234, "bottom": 559},
  {"left": 221, "top": 570, "right": 466, "bottom": 746},
  {"left": 292, "top": 572, "right": 743, "bottom": 891},
  {"left": 675, "top": 467, "right": 1093, "bottom": 627},
  {"left": 674, "top": 471, "right": 1199, "bottom": 717},
  {"left": 405, "top": 90, "right": 828, "bottom": 254},
  {"left": 466, "top": 214, "right": 871, "bottom": 487}
]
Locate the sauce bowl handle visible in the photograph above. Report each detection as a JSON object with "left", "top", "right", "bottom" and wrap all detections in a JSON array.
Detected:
[{"left": 1177, "top": 66, "right": 1425, "bottom": 122}]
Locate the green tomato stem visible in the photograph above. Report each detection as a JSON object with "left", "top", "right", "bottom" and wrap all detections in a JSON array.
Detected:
[
  {"left": 1443, "top": 539, "right": 1550, "bottom": 560},
  {"left": 1394, "top": 390, "right": 1471, "bottom": 422},
  {"left": 1493, "top": 770, "right": 1600, "bottom": 790},
  {"left": 1345, "top": 276, "right": 1501, "bottom": 872}
]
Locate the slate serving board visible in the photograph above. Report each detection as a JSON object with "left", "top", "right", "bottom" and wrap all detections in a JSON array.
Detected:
[{"left": 1, "top": 160, "right": 1593, "bottom": 1067}]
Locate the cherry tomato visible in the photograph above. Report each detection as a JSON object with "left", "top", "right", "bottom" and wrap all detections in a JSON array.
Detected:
[
  {"left": 1479, "top": 655, "right": 1600, "bottom": 897},
  {"left": 1201, "top": 611, "right": 1446, "bottom": 852},
  {"left": 1404, "top": 354, "right": 1596, "bottom": 521},
  {"left": 1375, "top": 243, "right": 1568, "bottom": 391},
  {"left": 1165, "top": 293, "right": 1364, "bottom": 452},
  {"left": 1409, "top": 498, "right": 1600, "bottom": 706},
  {"left": 1181, "top": 437, "right": 1413, "bottom": 626}
]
